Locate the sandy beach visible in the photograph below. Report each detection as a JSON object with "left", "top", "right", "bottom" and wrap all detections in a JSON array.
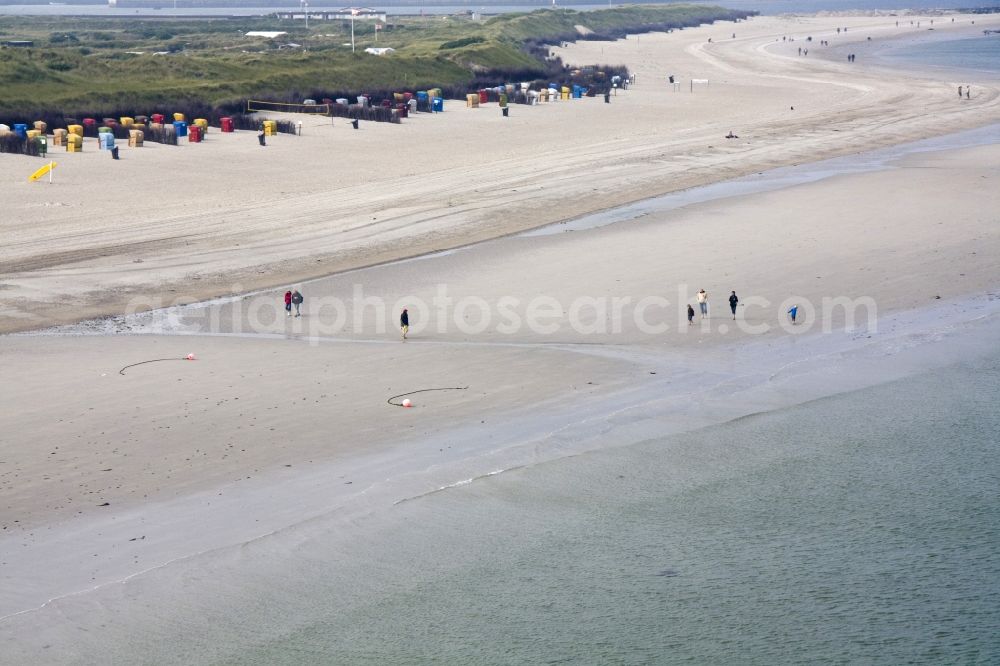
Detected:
[
  {"left": 2, "top": 11, "right": 1000, "bottom": 659},
  {"left": 2, "top": 13, "right": 998, "bottom": 333}
]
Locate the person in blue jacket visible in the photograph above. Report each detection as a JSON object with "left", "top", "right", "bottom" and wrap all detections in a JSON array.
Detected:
[{"left": 788, "top": 305, "right": 799, "bottom": 325}]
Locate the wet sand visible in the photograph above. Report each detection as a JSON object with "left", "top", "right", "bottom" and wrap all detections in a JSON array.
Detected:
[
  {"left": 2, "top": 11, "right": 999, "bottom": 640},
  {"left": 2, "top": 13, "right": 998, "bottom": 333}
]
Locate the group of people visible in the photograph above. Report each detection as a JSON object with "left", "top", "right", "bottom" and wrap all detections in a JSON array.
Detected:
[
  {"left": 283, "top": 289, "right": 303, "bottom": 317},
  {"left": 687, "top": 289, "right": 741, "bottom": 324},
  {"left": 282, "top": 289, "right": 410, "bottom": 339},
  {"left": 687, "top": 289, "right": 799, "bottom": 325},
  {"left": 283, "top": 289, "right": 801, "bottom": 335}
]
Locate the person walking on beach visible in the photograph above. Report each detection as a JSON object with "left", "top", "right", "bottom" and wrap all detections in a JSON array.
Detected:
[
  {"left": 284, "top": 290, "right": 292, "bottom": 317},
  {"left": 258, "top": 127, "right": 266, "bottom": 147},
  {"left": 697, "top": 289, "right": 709, "bottom": 319},
  {"left": 291, "top": 289, "right": 303, "bottom": 317},
  {"left": 687, "top": 304, "right": 695, "bottom": 326},
  {"left": 958, "top": 85, "right": 963, "bottom": 98},
  {"left": 729, "top": 291, "right": 739, "bottom": 320},
  {"left": 788, "top": 304, "right": 799, "bottom": 325},
  {"left": 400, "top": 307, "right": 409, "bottom": 340}
]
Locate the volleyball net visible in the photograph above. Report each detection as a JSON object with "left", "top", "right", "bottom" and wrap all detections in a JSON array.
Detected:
[{"left": 246, "top": 100, "right": 332, "bottom": 115}]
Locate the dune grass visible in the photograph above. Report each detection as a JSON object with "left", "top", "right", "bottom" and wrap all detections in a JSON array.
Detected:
[{"left": 0, "top": 5, "right": 753, "bottom": 122}]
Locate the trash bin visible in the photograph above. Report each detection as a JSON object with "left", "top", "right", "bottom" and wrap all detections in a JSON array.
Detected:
[
  {"left": 220, "top": 117, "right": 234, "bottom": 132},
  {"left": 36, "top": 136, "right": 47, "bottom": 156},
  {"left": 13, "top": 124, "right": 27, "bottom": 139},
  {"left": 502, "top": 107, "right": 509, "bottom": 118},
  {"left": 189, "top": 125, "right": 202, "bottom": 142},
  {"left": 111, "top": 146, "right": 119, "bottom": 160},
  {"left": 173, "top": 120, "right": 188, "bottom": 137},
  {"left": 432, "top": 98, "right": 444, "bottom": 112}
]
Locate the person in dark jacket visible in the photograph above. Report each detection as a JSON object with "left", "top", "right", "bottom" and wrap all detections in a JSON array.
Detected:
[
  {"left": 687, "top": 304, "right": 695, "bottom": 326},
  {"left": 729, "top": 291, "right": 739, "bottom": 320},
  {"left": 291, "top": 289, "right": 303, "bottom": 317},
  {"left": 400, "top": 308, "right": 409, "bottom": 340}
]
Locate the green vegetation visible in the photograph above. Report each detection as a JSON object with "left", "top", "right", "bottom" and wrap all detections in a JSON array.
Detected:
[
  {"left": 0, "top": 5, "right": 752, "bottom": 122},
  {"left": 439, "top": 36, "right": 486, "bottom": 50}
]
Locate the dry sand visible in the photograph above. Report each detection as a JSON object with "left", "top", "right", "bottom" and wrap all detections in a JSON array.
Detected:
[
  {"left": 2, "top": 13, "right": 998, "bottom": 333},
  {"left": 2, "top": 12, "right": 1000, "bottom": 628}
]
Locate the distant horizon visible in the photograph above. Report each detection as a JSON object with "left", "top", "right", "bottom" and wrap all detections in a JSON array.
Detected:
[
  {"left": 2, "top": 0, "right": 998, "bottom": 17},
  {"left": 1, "top": 0, "right": 613, "bottom": 5}
]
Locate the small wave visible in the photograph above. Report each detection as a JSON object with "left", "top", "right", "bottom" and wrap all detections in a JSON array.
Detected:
[{"left": 392, "top": 466, "right": 526, "bottom": 506}]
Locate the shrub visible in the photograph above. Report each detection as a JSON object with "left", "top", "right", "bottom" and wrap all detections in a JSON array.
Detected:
[{"left": 439, "top": 36, "right": 485, "bottom": 50}]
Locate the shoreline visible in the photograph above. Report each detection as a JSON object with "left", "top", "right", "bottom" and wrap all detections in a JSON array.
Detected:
[
  {"left": 17, "top": 122, "right": 999, "bottom": 339},
  {"left": 3, "top": 134, "right": 998, "bottom": 617},
  {"left": 3, "top": 11, "right": 1000, "bottom": 653},
  {"left": 3, "top": 290, "right": 999, "bottom": 623},
  {"left": 2, "top": 12, "right": 999, "bottom": 334}
]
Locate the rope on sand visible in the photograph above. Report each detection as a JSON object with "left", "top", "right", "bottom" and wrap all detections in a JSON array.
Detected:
[
  {"left": 387, "top": 386, "right": 469, "bottom": 407},
  {"left": 119, "top": 356, "right": 194, "bottom": 375}
]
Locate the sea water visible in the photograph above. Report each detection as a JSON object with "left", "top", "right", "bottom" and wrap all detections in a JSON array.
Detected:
[
  {"left": 9, "top": 348, "right": 997, "bottom": 664},
  {"left": 232, "top": 357, "right": 1000, "bottom": 664},
  {"left": 873, "top": 33, "right": 1000, "bottom": 77},
  {"left": 5, "top": 17, "right": 1000, "bottom": 666}
]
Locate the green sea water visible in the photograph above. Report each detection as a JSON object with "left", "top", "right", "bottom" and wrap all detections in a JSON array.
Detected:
[
  {"left": 238, "top": 356, "right": 999, "bottom": 664},
  {"left": 34, "top": 351, "right": 994, "bottom": 665}
]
